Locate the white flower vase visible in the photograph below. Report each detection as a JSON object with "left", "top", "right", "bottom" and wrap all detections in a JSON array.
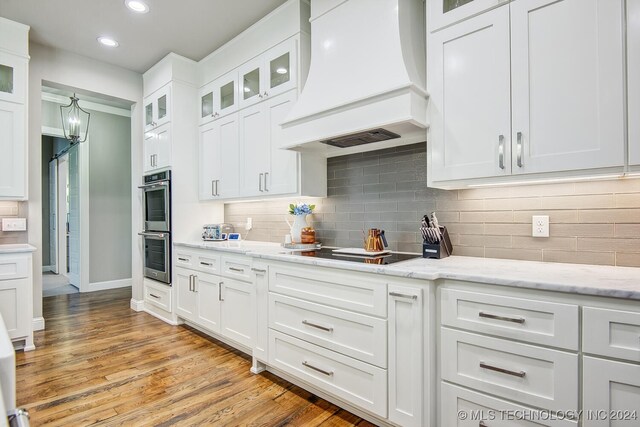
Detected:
[{"left": 286, "top": 214, "right": 308, "bottom": 243}]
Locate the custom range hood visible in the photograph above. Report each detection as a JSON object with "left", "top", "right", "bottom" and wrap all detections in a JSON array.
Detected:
[{"left": 280, "top": 0, "right": 428, "bottom": 157}]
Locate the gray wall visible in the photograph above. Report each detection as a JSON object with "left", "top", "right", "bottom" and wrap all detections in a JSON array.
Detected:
[
  {"left": 225, "top": 143, "right": 443, "bottom": 253},
  {"left": 41, "top": 100, "right": 132, "bottom": 284}
]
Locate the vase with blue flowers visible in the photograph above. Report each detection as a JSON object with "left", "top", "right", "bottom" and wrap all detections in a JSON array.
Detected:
[{"left": 286, "top": 203, "right": 315, "bottom": 243}]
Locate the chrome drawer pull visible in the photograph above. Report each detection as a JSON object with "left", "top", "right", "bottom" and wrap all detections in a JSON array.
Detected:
[
  {"left": 200, "top": 262, "right": 213, "bottom": 267},
  {"left": 229, "top": 267, "right": 245, "bottom": 273},
  {"left": 302, "top": 361, "right": 333, "bottom": 377},
  {"left": 149, "top": 293, "right": 160, "bottom": 299},
  {"left": 480, "top": 362, "right": 526, "bottom": 378},
  {"left": 251, "top": 268, "right": 267, "bottom": 273},
  {"left": 178, "top": 257, "right": 188, "bottom": 262},
  {"left": 302, "top": 320, "right": 334, "bottom": 333},
  {"left": 389, "top": 292, "right": 417, "bottom": 300},
  {"left": 479, "top": 312, "right": 525, "bottom": 324}
]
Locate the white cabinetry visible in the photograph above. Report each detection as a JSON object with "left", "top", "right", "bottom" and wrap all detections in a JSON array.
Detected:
[
  {"left": 199, "top": 114, "right": 239, "bottom": 199},
  {"left": 198, "top": 70, "right": 238, "bottom": 126},
  {"left": 174, "top": 267, "right": 198, "bottom": 321},
  {"left": 629, "top": 0, "right": 640, "bottom": 168},
  {"left": 219, "top": 278, "right": 254, "bottom": 348},
  {"left": 143, "top": 85, "right": 171, "bottom": 132},
  {"left": 143, "top": 122, "right": 171, "bottom": 173},
  {"left": 251, "top": 262, "right": 269, "bottom": 363},
  {"left": 0, "top": 249, "right": 34, "bottom": 351},
  {"left": 428, "top": 0, "right": 507, "bottom": 31},
  {"left": 0, "top": 19, "right": 29, "bottom": 200},
  {"left": 428, "top": 0, "right": 625, "bottom": 187}
]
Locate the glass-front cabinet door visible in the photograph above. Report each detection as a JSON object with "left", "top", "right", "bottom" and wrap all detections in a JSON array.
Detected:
[
  {"left": 144, "top": 84, "right": 171, "bottom": 131},
  {"left": 0, "top": 52, "right": 26, "bottom": 103},
  {"left": 263, "top": 39, "right": 297, "bottom": 98},
  {"left": 239, "top": 58, "right": 262, "bottom": 109},
  {"left": 428, "top": 0, "right": 506, "bottom": 31},
  {"left": 199, "top": 71, "right": 238, "bottom": 126}
]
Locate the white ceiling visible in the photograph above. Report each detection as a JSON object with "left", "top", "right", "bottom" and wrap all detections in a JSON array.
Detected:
[{"left": 0, "top": 0, "right": 288, "bottom": 73}]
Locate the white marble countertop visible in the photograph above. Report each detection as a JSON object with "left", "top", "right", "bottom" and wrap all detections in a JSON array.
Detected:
[
  {"left": 0, "top": 244, "right": 37, "bottom": 254},
  {"left": 174, "top": 241, "right": 640, "bottom": 300}
]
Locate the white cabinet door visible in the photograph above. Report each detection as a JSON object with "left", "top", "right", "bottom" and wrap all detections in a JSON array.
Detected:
[
  {"left": 143, "top": 123, "right": 171, "bottom": 173},
  {"left": 428, "top": 6, "right": 511, "bottom": 182},
  {"left": 252, "top": 262, "right": 269, "bottom": 363},
  {"left": 263, "top": 38, "right": 297, "bottom": 99},
  {"left": 583, "top": 357, "right": 640, "bottom": 427},
  {"left": 199, "top": 115, "right": 240, "bottom": 200},
  {"left": 195, "top": 273, "right": 221, "bottom": 334},
  {"left": 510, "top": 0, "right": 624, "bottom": 174},
  {"left": 239, "top": 103, "right": 269, "bottom": 197},
  {"left": 144, "top": 85, "right": 171, "bottom": 132},
  {"left": 388, "top": 285, "right": 423, "bottom": 427},
  {"left": 428, "top": 0, "right": 507, "bottom": 32},
  {"left": 0, "top": 278, "right": 29, "bottom": 339},
  {"left": 629, "top": 0, "right": 640, "bottom": 167},
  {"left": 265, "top": 91, "right": 298, "bottom": 195},
  {"left": 238, "top": 56, "right": 263, "bottom": 110},
  {"left": 0, "top": 101, "right": 25, "bottom": 199},
  {"left": 0, "top": 52, "right": 27, "bottom": 104},
  {"left": 199, "top": 70, "right": 239, "bottom": 126},
  {"left": 220, "top": 278, "right": 255, "bottom": 348},
  {"left": 174, "top": 268, "right": 197, "bottom": 322}
]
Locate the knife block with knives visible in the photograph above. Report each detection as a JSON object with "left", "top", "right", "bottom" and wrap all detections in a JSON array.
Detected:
[{"left": 420, "top": 212, "right": 453, "bottom": 259}]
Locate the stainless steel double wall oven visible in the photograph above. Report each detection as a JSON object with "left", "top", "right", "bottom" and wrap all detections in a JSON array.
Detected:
[{"left": 139, "top": 171, "right": 171, "bottom": 284}]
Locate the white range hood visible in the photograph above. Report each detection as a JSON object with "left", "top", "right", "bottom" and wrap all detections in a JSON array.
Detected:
[{"left": 280, "top": 0, "right": 428, "bottom": 157}]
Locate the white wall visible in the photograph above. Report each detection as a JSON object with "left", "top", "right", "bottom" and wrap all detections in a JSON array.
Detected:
[{"left": 28, "top": 42, "right": 143, "bottom": 322}]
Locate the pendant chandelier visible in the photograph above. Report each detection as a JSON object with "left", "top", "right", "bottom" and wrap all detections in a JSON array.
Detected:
[{"left": 60, "top": 94, "right": 90, "bottom": 144}]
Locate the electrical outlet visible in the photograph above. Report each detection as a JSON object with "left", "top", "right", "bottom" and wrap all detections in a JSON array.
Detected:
[
  {"left": 532, "top": 215, "right": 549, "bottom": 238},
  {"left": 245, "top": 217, "right": 253, "bottom": 231},
  {"left": 1, "top": 218, "right": 27, "bottom": 231}
]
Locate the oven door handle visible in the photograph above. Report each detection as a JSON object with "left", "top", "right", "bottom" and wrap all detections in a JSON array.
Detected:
[
  {"left": 138, "top": 232, "right": 168, "bottom": 239},
  {"left": 138, "top": 181, "right": 169, "bottom": 189}
]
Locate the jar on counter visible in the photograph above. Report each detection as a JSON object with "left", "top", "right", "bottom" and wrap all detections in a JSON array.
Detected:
[{"left": 301, "top": 227, "right": 316, "bottom": 244}]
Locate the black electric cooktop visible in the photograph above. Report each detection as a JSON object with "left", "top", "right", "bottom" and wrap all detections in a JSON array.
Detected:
[{"left": 291, "top": 247, "right": 421, "bottom": 265}]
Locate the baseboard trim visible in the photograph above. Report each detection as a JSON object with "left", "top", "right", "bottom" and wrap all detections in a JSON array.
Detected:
[
  {"left": 88, "top": 278, "right": 132, "bottom": 292},
  {"left": 130, "top": 298, "right": 145, "bottom": 311},
  {"left": 142, "top": 307, "right": 180, "bottom": 325},
  {"left": 33, "top": 317, "right": 45, "bottom": 331}
]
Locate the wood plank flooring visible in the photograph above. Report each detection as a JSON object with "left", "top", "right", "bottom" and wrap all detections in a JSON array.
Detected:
[{"left": 16, "top": 288, "right": 376, "bottom": 426}]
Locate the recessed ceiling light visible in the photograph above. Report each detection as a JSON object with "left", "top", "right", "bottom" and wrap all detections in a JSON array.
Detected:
[
  {"left": 125, "top": 0, "right": 149, "bottom": 13},
  {"left": 97, "top": 37, "right": 119, "bottom": 48},
  {"left": 276, "top": 67, "right": 288, "bottom": 75}
]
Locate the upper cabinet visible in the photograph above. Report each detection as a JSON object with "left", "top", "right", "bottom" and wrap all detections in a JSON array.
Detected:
[
  {"left": 429, "top": 0, "right": 507, "bottom": 31},
  {"left": 629, "top": 0, "right": 640, "bottom": 168},
  {"left": 144, "top": 84, "right": 171, "bottom": 132},
  {"left": 428, "top": 0, "right": 625, "bottom": 188},
  {"left": 199, "top": 70, "right": 238, "bottom": 126},
  {"left": 238, "top": 39, "right": 297, "bottom": 109},
  {"left": 0, "top": 18, "right": 29, "bottom": 201}
]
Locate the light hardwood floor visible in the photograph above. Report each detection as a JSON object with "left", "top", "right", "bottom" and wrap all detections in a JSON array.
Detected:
[{"left": 16, "top": 288, "right": 376, "bottom": 426}]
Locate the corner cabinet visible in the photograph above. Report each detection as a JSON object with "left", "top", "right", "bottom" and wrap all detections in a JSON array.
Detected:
[
  {"left": 428, "top": 0, "right": 625, "bottom": 188},
  {"left": 0, "top": 20, "right": 29, "bottom": 201}
]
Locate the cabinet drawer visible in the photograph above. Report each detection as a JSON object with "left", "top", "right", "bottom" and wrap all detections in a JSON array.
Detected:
[
  {"left": 441, "top": 328, "right": 578, "bottom": 412},
  {"left": 0, "top": 256, "right": 28, "bottom": 281},
  {"left": 269, "top": 263, "right": 387, "bottom": 317},
  {"left": 441, "top": 288, "right": 578, "bottom": 350},
  {"left": 583, "top": 307, "right": 640, "bottom": 362},
  {"left": 441, "top": 382, "right": 577, "bottom": 427},
  {"left": 175, "top": 249, "right": 196, "bottom": 269},
  {"left": 144, "top": 281, "right": 172, "bottom": 312},
  {"left": 221, "top": 255, "right": 251, "bottom": 281},
  {"left": 269, "top": 293, "right": 387, "bottom": 368},
  {"left": 268, "top": 330, "right": 387, "bottom": 418},
  {"left": 195, "top": 253, "right": 220, "bottom": 274}
]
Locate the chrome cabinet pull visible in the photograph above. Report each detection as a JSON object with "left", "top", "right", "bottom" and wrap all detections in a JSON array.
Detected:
[
  {"left": 516, "top": 131, "right": 523, "bottom": 168},
  {"left": 200, "top": 262, "right": 213, "bottom": 267},
  {"left": 498, "top": 135, "right": 505, "bottom": 170},
  {"left": 264, "top": 172, "right": 269, "bottom": 192},
  {"left": 193, "top": 275, "right": 197, "bottom": 293},
  {"left": 302, "top": 361, "right": 333, "bottom": 377},
  {"left": 219, "top": 282, "right": 224, "bottom": 301},
  {"left": 149, "top": 293, "right": 160, "bottom": 299},
  {"left": 480, "top": 362, "right": 526, "bottom": 378},
  {"left": 263, "top": 91, "right": 269, "bottom": 97},
  {"left": 389, "top": 292, "right": 417, "bottom": 300},
  {"left": 259, "top": 173, "right": 264, "bottom": 192},
  {"left": 215, "top": 180, "right": 219, "bottom": 197},
  {"left": 211, "top": 180, "right": 215, "bottom": 196},
  {"left": 177, "top": 257, "right": 188, "bottom": 262},
  {"left": 188, "top": 275, "right": 193, "bottom": 292},
  {"left": 479, "top": 311, "right": 525, "bottom": 324},
  {"left": 251, "top": 268, "right": 267, "bottom": 273},
  {"left": 229, "top": 267, "right": 244, "bottom": 273},
  {"left": 302, "top": 320, "right": 334, "bottom": 333}
]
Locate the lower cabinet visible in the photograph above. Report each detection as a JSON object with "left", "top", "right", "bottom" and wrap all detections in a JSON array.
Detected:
[
  {"left": 252, "top": 262, "right": 269, "bottom": 363},
  {"left": 583, "top": 357, "right": 640, "bottom": 427},
  {"left": 175, "top": 267, "right": 198, "bottom": 321},
  {"left": 0, "top": 251, "right": 33, "bottom": 350},
  {"left": 219, "top": 278, "right": 254, "bottom": 348},
  {"left": 196, "top": 273, "right": 221, "bottom": 333}
]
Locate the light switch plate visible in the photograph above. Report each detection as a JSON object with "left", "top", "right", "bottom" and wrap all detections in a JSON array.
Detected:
[
  {"left": 2, "top": 218, "right": 27, "bottom": 231},
  {"left": 532, "top": 215, "right": 549, "bottom": 238}
]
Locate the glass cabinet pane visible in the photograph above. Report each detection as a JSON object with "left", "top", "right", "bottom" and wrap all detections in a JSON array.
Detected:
[
  {"left": 201, "top": 92, "right": 214, "bottom": 118},
  {"left": 145, "top": 103, "right": 153, "bottom": 126},
  {"left": 220, "top": 81, "right": 234, "bottom": 110},
  {"left": 0, "top": 64, "right": 13, "bottom": 94},
  {"left": 157, "top": 95, "right": 167, "bottom": 120},
  {"left": 270, "top": 53, "right": 291, "bottom": 89},
  {"left": 444, "top": 0, "right": 474, "bottom": 13},
  {"left": 243, "top": 68, "right": 260, "bottom": 100}
]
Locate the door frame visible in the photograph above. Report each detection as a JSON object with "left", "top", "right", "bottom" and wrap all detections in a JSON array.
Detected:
[{"left": 42, "top": 126, "right": 90, "bottom": 292}]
